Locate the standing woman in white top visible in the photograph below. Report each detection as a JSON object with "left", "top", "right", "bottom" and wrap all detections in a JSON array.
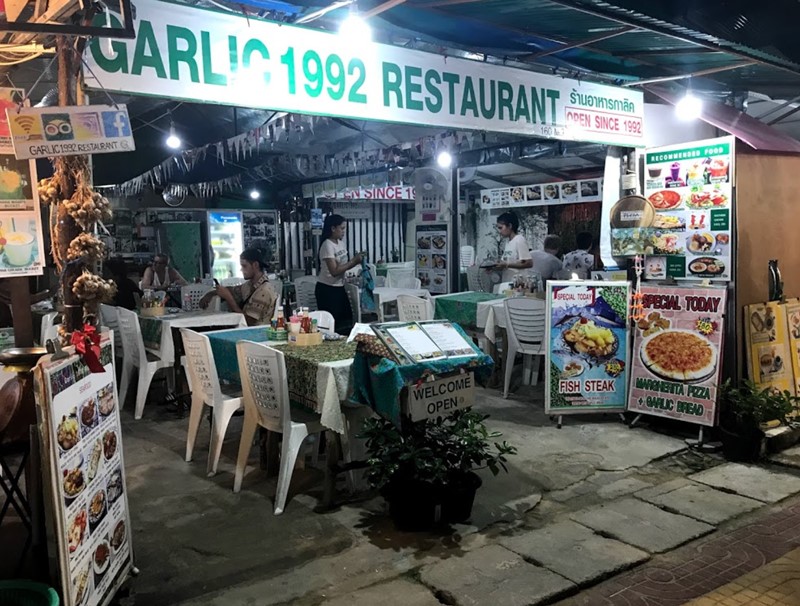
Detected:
[
  {"left": 316, "top": 214, "right": 362, "bottom": 333},
  {"left": 494, "top": 212, "right": 533, "bottom": 282}
]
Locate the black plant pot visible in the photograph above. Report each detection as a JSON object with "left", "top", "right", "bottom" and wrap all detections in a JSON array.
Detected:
[
  {"left": 442, "top": 472, "right": 483, "bottom": 523},
  {"left": 720, "top": 424, "right": 765, "bottom": 462},
  {"left": 383, "top": 479, "right": 444, "bottom": 531}
]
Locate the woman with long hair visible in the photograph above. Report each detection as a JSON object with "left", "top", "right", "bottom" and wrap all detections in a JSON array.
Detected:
[{"left": 316, "top": 214, "right": 361, "bottom": 334}]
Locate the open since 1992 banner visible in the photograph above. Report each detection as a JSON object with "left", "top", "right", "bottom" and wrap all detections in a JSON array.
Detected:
[{"left": 627, "top": 285, "right": 727, "bottom": 426}]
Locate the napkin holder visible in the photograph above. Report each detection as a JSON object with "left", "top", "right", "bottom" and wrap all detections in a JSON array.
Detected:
[{"left": 288, "top": 331, "right": 323, "bottom": 346}]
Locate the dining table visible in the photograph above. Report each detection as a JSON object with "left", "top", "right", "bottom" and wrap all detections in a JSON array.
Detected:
[
  {"left": 433, "top": 291, "right": 505, "bottom": 331},
  {"left": 138, "top": 310, "right": 247, "bottom": 364}
]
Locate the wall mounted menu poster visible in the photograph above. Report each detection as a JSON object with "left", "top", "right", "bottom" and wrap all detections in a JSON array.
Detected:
[
  {"left": 416, "top": 224, "right": 448, "bottom": 294},
  {"left": 545, "top": 281, "right": 631, "bottom": 414},
  {"left": 480, "top": 178, "right": 603, "bottom": 210},
  {"left": 744, "top": 301, "right": 795, "bottom": 395},
  {"left": 627, "top": 285, "right": 727, "bottom": 426},
  {"left": 372, "top": 320, "right": 479, "bottom": 365},
  {"left": 35, "top": 339, "right": 134, "bottom": 606},
  {"left": 784, "top": 299, "right": 800, "bottom": 395},
  {"left": 633, "top": 136, "right": 733, "bottom": 282}
]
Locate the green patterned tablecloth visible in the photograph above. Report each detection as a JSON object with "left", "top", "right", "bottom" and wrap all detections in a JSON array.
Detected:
[
  {"left": 138, "top": 315, "right": 163, "bottom": 351},
  {"left": 434, "top": 292, "right": 504, "bottom": 330}
]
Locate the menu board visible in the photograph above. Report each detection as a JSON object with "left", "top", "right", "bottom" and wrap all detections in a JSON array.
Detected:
[
  {"left": 35, "top": 339, "right": 133, "bottom": 606},
  {"left": 744, "top": 301, "right": 795, "bottom": 395},
  {"left": 545, "top": 281, "right": 631, "bottom": 414},
  {"left": 785, "top": 299, "right": 800, "bottom": 395},
  {"left": 627, "top": 285, "right": 727, "bottom": 426},
  {"left": 0, "top": 88, "right": 45, "bottom": 277},
  {"left": 416, "top": 224, "right": 448, "bottom": 294},
  {"left": 611, "top": 136, "right": 733, "bottom": 282},
  {"left": 480, "top": 178, "right": 603, "bottom": 209},
  {"left": 372, "top": 320, "right": 479, "bottom": 365}
]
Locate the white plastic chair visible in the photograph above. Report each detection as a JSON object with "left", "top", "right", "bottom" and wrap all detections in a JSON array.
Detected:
[
  {"left": 39, "top": 311, "right": 58, "bottom": 346},
  {"left": 503, "top": 298, "right": 547, "bottom": 398},
  {"left": 180, "top": 284, "right": 214, "bottom": 311},
  {"left": 397, "top": 295, "right": 433, "bottom": 322},
  {"left": 460, "top": 246, "right": 475, "bottom": 270},
  {"left": 386, "top": 268, "right": 415, "bottom": 288},
  {"left": 43, "top": 322, "right": 61, "bottom": 345},
  {"left": 116, "top": 307, "right": 172, "bottom": 419},
  {"left": 180, "top": 329, "right": 243, "bottom": 475},
  {"left": 309, "top": 310, "right": 335, "bottom": 335},
  {"left": 100, "top": 304, "right": 123, "bottom": 359},
  {"left": 494, "top": 281, "right": 513, "bottom": 294},
  {"left": 294, "top": 276, "right": 318, "bottom": 311},
  {"left": 393, "top": 276, "right": 422, "bottom": 290},
  {"left": 220, "top": 277, "right": 245, "bottom": 287},
  {"left": 233, "top": 341, "right": 325, "bottom": 515},
  {"left": 344, "top": 282, "right": 362, "bottom": 324}
]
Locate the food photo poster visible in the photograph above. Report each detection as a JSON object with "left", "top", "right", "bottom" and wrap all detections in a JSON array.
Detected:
[
  {"left": 610, "top": 135, "right": 733, "bottom": 282},
  {"left": 415, "top": 224, "right": 448, "bottom": 294},
  {"left": 627, "top": 285, "right": 727, "bottom": 426},
  {"left": 744, "top": 301, "right": 795, "bottom": 396},
  {"left": 36, "top": 339, "right": 133, "bottom": 606},
  {"left": 545, "top": 281, "right": 630, "bottom": 414}
]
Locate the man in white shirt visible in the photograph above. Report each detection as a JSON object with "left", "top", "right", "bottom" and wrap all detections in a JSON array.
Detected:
[
  {"left": 531, "top": 234, "right": 563, "bottom": 281},
  {"left": 494, "top": 212, "right": 532, "bottom": 282},
  {"left": 562, "top": 232, "right": 595, "bottom": 279}
]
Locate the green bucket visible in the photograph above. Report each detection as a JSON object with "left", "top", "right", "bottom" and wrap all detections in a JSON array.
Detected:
[{"left": 0, "top": 581, "right": 59, "bottom": 606}]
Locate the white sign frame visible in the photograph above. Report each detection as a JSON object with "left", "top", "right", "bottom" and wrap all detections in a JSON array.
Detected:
[{"left": 406, "top": 372, "right": 475, "bottom": 421}]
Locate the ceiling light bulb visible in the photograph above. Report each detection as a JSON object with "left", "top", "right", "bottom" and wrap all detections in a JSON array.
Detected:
[
  {"left": 340, "top": 12, "right": 371, "bottom": 42},
  {"left": 436, "top": 150, "right": 453, "bottom": 169},
  {"left": 675, "top": 91, "right": 703, "bottom": 121},
  {"left": 165, "top": 125, "right": 181, "bottom": 149},
  {"left": 249, "top": 189, "right": 260, "bottom": 200}
]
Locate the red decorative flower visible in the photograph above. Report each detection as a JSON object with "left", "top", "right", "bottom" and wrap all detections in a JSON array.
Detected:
[{"left": 70, "top": 324, "right": 104, "bottom": 373}]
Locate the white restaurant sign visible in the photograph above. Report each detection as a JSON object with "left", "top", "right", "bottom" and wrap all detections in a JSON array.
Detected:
[{"left": 84, "top": 0, "right": 645, "bottom": 147}]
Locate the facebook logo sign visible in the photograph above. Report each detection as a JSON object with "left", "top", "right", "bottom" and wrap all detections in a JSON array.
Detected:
[{"left": 101, "top": 110, "right": 132, "bottom": 138}]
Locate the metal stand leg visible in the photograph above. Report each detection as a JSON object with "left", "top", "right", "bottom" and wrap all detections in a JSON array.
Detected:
[
  {"left": 685, "top": 426, "right": 706, "bottom": 448},
  {"left": 628, "top": 414, "right": 642, "bottom": 428},
  {"left": 557, "top": 415, "right": 563, "bottom": 429}
]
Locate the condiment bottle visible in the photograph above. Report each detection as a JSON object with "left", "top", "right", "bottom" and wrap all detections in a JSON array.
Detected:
[
  {"left": 276, "top": 309, "right": 285, "bottom": 329},
  {"left": 311, "top": 319, "right": 318, "bottom": 333}
]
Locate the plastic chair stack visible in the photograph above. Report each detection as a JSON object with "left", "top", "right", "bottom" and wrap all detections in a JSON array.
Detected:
[
  {"left": 503, "top": 297, "right": 547, "bottom": 398},
  {"left": 294, "top": 276, "right": 319, "bottom": 311},
  {"left": 180, "top": 328, "right": 243, "bottom": 475}
]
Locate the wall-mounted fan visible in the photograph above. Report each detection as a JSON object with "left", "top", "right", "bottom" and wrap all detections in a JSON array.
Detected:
[
  {"left": 414, "top": 167, "right": 449, "bottom": 216},
  {"left": 162, "top": 184, "right": 187, "bottom": 207}
]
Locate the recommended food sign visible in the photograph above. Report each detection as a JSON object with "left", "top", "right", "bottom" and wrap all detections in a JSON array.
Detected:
[
  {"left": 36, "top": 340, "right": 133, "bottom": 606},
  {"left": 611, "top": 136, "right": 734, "bottom": 282},
  {"left": 480, "top": 178, "right": 603, "bottom": 209},
  {"left": 83, "top": 0, "right": 644, "bottom": 147},
  {"left": 744, "top": 301, "right": 795, "bottom": 395},
  {"left": 6, "top": 104, "right": 135, "bottom": 159},
  {"left": 546, "top": 281, "right": 631, "bottom": 414},
  {"left": 627, "top": 285, "right": 727, "bottom": 426}
]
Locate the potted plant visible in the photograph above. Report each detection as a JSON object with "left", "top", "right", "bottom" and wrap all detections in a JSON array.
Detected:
[
  {"left": 391, "top": 248, "right": 400, "bottom": 263},
  {"left": 718, "top": 380, "right": 800, "bottom": 462},
  {"left": 361, "top": 410, "right": 516, "bottom": 530}
]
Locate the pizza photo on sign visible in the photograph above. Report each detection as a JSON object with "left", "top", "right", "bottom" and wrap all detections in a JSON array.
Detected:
[{"left": 640, "top": 329, "right": 718, "bottom": 383}]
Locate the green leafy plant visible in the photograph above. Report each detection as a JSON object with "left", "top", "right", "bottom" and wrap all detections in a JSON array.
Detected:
[
  {"left": 361, "top": 410, "right": 516, "bottom": 490},
  {"left": 719, "top": 379, "right": 800, "bottom": 430}
]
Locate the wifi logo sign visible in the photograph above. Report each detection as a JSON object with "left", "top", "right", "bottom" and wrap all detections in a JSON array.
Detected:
[{"left": 13, "top": 115, "right": 41, "bottom": 138}]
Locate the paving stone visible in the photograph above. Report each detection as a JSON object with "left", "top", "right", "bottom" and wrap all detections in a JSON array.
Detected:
[
  {"left": 636, "top": 482, "right": 762, "bottom": 525},
  {"left": 596, "top": 477, "right": 653, "bottom": 499},
  {"left": 322, "top": 579, "right": 440, "bottom": 606},
  {"left": 500, "top": 521, "right": 650, "bottom": 586},
  {"left": 690, "top": 463, "right": 800, "bottom": 503},
  {"left": 769, "top": 444, "right": 800, "bottom": 468},
  {"left": 569, "top": 498, "right": 714, "bottom": 554},
  {"left": 634, "top": 477, "right": 694, "bottom": 500},
  {"left": 419, "top": 544, "right": 575, "bottom": 606}
]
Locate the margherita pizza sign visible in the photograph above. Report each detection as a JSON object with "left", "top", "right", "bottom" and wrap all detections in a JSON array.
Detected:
[{"left": 627, "top": 285, "right": 727, "bottom": 426}]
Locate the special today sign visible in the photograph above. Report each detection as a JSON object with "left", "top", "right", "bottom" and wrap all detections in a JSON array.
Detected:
[{"left": 83, "top": 0, "right": 645, "bottom": 147}]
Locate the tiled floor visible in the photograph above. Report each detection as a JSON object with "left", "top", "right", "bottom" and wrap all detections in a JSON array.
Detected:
[
  {"left": 684, "top": 547, "right": 800, "bottom": 605},
  {"left": 555, "top": 500, "right": 800, "bottom": 606}
]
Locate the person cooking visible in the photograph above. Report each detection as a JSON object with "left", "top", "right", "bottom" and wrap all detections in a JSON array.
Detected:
[
  {"left": 141, "top": 253, "right": 188, "bottom": 291},
  {"left": 493, "top": 211, "right": 532, "bottom": 282},
  {"left": 317, "top": 214, "right": 362, "bottom": 334},
  {"left": 199, "top": 248, "right": 276, "bottom": 326}
]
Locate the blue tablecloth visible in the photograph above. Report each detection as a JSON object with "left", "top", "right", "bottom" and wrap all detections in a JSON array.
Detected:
[{"left": 206, "top": 327, "right": 271, "bottom": 383}]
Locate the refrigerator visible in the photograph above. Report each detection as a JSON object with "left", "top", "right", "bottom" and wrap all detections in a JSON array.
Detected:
[
  {"left": 156, "top": 222, "right": 203, "bottom": 282},
  {"left": 208, "top": 211, "right": 244, "bottom": 280}
]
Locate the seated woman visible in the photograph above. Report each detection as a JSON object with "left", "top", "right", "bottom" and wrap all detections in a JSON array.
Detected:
[
  {"left": 199, "top": 248, "right": 276, "bottom": 326},
  {"left": 141, "top": 253, "right": 188, "bottom": 291}
]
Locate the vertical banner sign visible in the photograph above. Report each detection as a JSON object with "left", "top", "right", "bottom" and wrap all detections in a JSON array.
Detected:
[
  {"left": 627, "top": 285, "right": 727, "bottom": 426},
  {"left": 83, "top": 0, "right": 645, "bottom": 147},
  {"left": 35, "top": 339, "right": 134, "bottom": 606},
  {"left": 416, "top": 224, "right": 448, "bottom": 295},
  {"left": 545, "top": 280, "right": 631, "bottom": 414},
  {"left": 784, "top": 298, "right": 800, "bottom": 395},
  {"left": 0, "top": 87, "right": 45, "bottom": 276},
  {"left": 744, "top": 301, "right": 795, "bottom": 395},
  {"left": 610, "top": 136, "right": 734, "bottom": 283}
]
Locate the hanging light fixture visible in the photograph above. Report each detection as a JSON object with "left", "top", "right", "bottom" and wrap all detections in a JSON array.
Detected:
[
  {"left": 675, "top": 82, "right": 703, "bottom": 121},
  {"left": 249, "top": 189, "right": 260, "bottom": 200},
  {"left": 165, "top": 121, "right": 181, "bottom": 149},
  {"left": 340, "top": 2, "right": 371, "bottom": 42},
  {"left": 436, "top": 150, "right": 453, "bottom": 169}
]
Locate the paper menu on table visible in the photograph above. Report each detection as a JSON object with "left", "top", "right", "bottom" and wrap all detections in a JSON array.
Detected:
[
  {"left": 385, "top": 324, "right": 446, "bottom": 362},
  {"left": 418, "top": 321, "right": 478, "bottom": 357}
]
